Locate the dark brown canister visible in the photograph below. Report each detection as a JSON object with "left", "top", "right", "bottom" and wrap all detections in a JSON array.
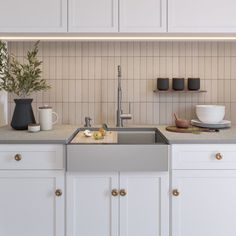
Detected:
[
  {"left": 172, "top": 78, "right": 185, "bottom": 91},
  {"left": 188, "top": 78, "right": 200, "bottom": 90},
  {"left": 157, "top": 78, "right": 169, "bottom": 91}
]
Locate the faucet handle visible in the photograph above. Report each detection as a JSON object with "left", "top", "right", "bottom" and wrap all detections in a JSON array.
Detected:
[
  {"left": 120, "top": 114, "right": 132, "bottom": 119},
  {"left": 120, "top": 103, "right": 132, "bottom": 120}
]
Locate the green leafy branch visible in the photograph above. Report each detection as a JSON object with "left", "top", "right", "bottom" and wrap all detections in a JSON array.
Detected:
[
  {"left": 0, "top": 40, "right": 8, "bottom": 78},
  {"left": 0, "top": 41, "right": 51, "bottom": 98}
]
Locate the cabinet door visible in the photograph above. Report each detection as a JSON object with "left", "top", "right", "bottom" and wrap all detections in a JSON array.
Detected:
[
  {"left": 0, "top": 171, "right": 64, "bottom": 236},
  {"left": 172, "top": 170, "right": 236, "bottom": 236},
  {"left": 119, "top": 0, "right": 167, "bottom": 32},
  {"left": 120, "top": 172, "right": 169, "bottom": 236},
  {"left": 168, "top": 0, "right": 236, "bottom": 32},
  {"left": 68, "top": 0, "right": 118, "bottom": 32},
  {"left": 0, "top": 0, "right": 67, "bottom": 32},
  {"left": 66, "top": 172, "right": 119, "bottom": 236}
]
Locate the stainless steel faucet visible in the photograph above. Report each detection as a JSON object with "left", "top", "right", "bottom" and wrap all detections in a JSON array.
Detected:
[{"left": 116, "top": 65, "right": 132, "bottom": 127}]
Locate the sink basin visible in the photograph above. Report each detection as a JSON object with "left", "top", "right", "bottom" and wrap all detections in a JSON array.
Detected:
[
  {"left": 78, "top": 127, "right": 167, "bottom": 144},
  {"left": 116, "top": 128, "right": 166, "bottom": 144},
  {"left": 67, "top": 127, "right": 168, "bottom": 172}
]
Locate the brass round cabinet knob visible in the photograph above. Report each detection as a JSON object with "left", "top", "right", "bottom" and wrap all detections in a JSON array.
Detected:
[
  {"left": 215, "top": 153, "right": 223, "bottom": 160},
  {"left": 111, "top": 189, "right": 119, "bottom": 197},
  {"left": 14, "top": 154, "right": 22, "bottom": 161},
  {"left": 119, "top": 189, "right": 127, "bottom": 197},
  {"left": 172, "top": 189, "right": 180, "bottom": 197},
  {"left": 55, "top": 189, "right": 63, "bottom": 197}
]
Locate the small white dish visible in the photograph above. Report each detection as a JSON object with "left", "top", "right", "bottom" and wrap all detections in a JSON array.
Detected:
[
  {"left": 191, "top": 119, "right": 231, "bottom": 129},
  {"left": 84, "top": 130, "right": 92, "bottom": 137},
  {"left": 28, "top": 123, "right": 40, "bottom": 132}
]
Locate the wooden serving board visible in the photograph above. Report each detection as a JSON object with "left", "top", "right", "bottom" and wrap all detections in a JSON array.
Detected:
[
  {"left": 71, "top": 131, "right": 118, "bottom": 144},
  {"left": 166, "top": 126, "right": 219, "bottom": 134}
]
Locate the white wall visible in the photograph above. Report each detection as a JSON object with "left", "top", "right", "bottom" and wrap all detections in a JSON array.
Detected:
[{"left": 0, "top": 91, "right": 7, "bottom": 126}]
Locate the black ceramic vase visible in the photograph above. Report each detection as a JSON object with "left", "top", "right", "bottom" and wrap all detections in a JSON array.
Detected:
[{"left": 11, "top": 99, "right": 36, "bottom": 130}]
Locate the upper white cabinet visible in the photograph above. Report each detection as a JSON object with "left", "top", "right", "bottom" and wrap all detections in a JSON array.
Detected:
[
  {"left": 68, "top": 0, "right": 166, "bottom": 32},
  {"left": 0, "top": 0, "right": 67, "bottom": 32},
  {"left": 168, "top": 0, "right": 236, "bottom": 32},
  {"left": 119, "top": 0, "right": 167, "bottom": 32},
  {"left": 68, "top": 0, "right": 118, "bottom": 32},
  {"left": 1, "top": 0, "right": 236, "bottom": 33}
]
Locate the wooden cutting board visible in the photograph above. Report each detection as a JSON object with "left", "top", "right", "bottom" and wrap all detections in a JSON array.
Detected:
[
  {"left": 166, "top": 126, "right": 219, "bottom": 133},
  {"left": 71, "top": 131, "right": 118, "bottom": 144}
]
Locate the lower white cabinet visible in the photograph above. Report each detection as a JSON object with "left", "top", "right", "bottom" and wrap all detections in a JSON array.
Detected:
[
  {"left": 67, "top": 172, "right": 119, "bottom": 236},
  {"left": 0, "top": 144, "right": 65, "bottom": 236},
  {"left": 66, "top": 172, "right": 169, "bottom": 236},
  {"left": 119, "top": 173, "right": 169, "bottom": 236},
  {"left": 172, "top": 170, "right": 236, "bottom": 236},
  {"left": 0, "top": 171, "right": 65, "bottom": 236},
  {"left": 171, "top": 144, "right": 236, "bottom": 236}
]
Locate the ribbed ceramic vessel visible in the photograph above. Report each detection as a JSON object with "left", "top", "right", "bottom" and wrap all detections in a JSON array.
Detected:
[{"left": 11, "top": 99, "right": 36, "bottom": 130}]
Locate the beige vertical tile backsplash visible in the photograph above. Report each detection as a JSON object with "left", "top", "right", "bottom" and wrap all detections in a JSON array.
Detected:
[{"left": 7, "top": 41, "right": 236, "bottom": 125}]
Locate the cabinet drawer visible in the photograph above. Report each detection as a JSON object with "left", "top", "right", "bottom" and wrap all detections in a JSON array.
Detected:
[
  {"left": 0, "top": 145, "right": 64, "bottom": 170},
  {"left": 172, "top": 144, "right": 236, "bottom": 170}
]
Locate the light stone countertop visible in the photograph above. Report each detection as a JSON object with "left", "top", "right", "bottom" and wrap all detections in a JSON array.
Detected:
[
  {"left": 157, "top": 125, "right": 236, "bottom": 144},
  {"left": 0, "top": 125, "right": 79, "bottom": 144},
  {"left": 0, "top": 124, "right": 236, "bottom": 144}
]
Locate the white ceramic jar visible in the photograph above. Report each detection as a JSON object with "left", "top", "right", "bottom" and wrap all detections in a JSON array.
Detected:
[{"left": 38, "top": 105, "right": 58, "bottom": 131}]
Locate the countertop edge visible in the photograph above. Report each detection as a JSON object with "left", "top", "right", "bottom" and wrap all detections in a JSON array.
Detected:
[
  {"left": 166, "top": 140, "right": 236, "bottom": 144},
  {"left": 0, "top": 140, "right": 68, "bottom": 144}
]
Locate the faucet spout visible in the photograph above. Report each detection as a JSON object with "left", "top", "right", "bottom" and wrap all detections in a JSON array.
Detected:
[
  {"left": 116, "top": 65, "right": 132, "bottom": 127},
  {"left": 116, "top": 65, "right": 122, "bottom": 127}
]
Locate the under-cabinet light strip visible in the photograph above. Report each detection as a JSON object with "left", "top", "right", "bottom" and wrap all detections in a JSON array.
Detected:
[{"left": 2, "top": 36, "right": 236, "bottom": 41}]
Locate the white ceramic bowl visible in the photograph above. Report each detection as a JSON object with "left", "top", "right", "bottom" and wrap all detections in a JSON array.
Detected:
[{"left": 196, "top": 105, "right": 225, "bottom": 124}]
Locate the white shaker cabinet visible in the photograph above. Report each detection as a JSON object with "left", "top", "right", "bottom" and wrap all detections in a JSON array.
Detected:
[
  {"left": 171, "top": 144, "right": 236, "bottom": 236},
  {"left": 0, "top": 171, "right": 65, "bottom": 236},
  {"left": 68, "top": 0, "right": 118, "bottom": 32},
  {"left": 168, "top": 0, "right": 236, "bottom": 32},
  {"left": 68, "top": 0, "right": 166, "bottom": 32},
  {"left": 172, "top": 170, "right": 236, "bottom": 236},
  {"left": 66, "top": 172, "right": 119, "bottom": 236},
  {"left": 119, "top": 172, "right": 169, "bottom": 236},
  {"left": 66, "top": 172, "right": 169, "bottom": 236},
  {"left": 0, "top": 0, "right": 67, "bottom": 32},
  {"left": 0, "top": 144, "right": 65, "bottom": 236},
  {"left": 119, "top": 0, "right": 167, "bottom": 32}
]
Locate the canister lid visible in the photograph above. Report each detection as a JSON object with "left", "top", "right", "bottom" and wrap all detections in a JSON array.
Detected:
[
  {"left": 28, "top": 123, "right": 40, "bottom": 127},
  {"left": 38, "top": 104, "right": 52, "bottom": 109}
]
